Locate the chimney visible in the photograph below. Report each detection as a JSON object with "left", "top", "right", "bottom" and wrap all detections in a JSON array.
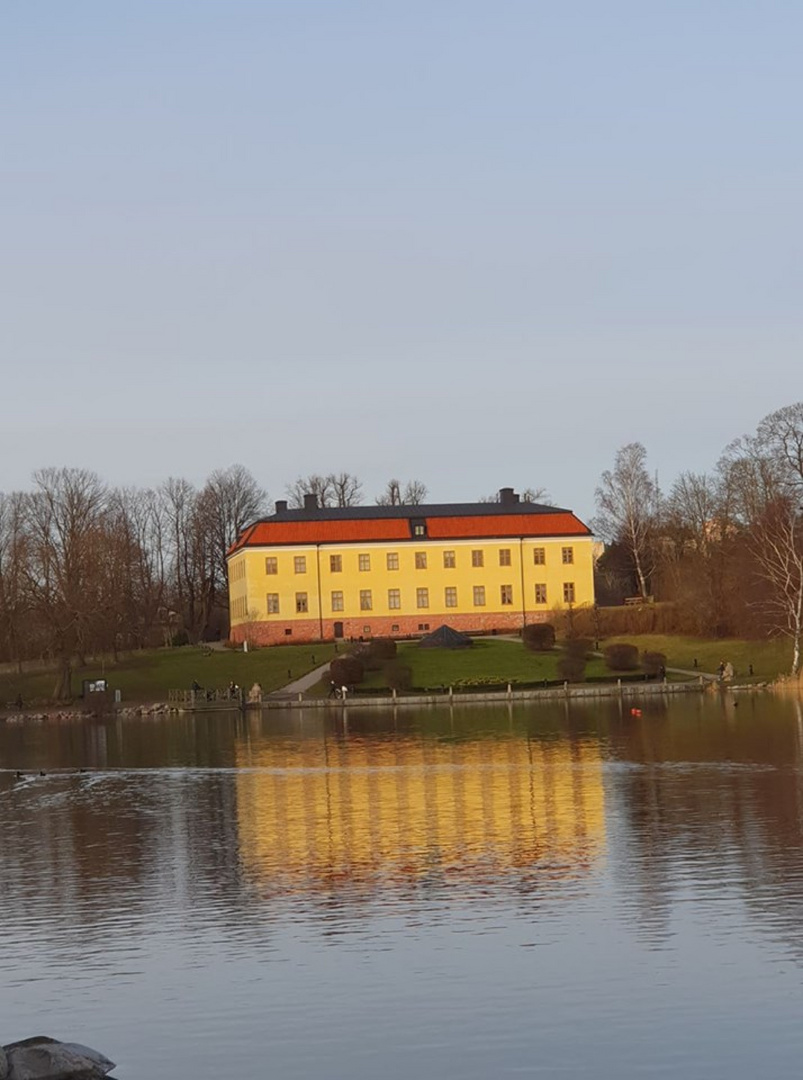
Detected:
[
  {"left": 274, "top": 499, "right": 288, "bottom": 514},
  {"left": 498, "top": 487, "right": 518, "bottom": 506},
  {"left": 303, "top": 493, "right": 318, "bottom": 511}
]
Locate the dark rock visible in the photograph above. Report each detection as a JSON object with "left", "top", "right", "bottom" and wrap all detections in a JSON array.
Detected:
[{"left": 2, "top": 1037, "right": 114, "bottom": 1080}]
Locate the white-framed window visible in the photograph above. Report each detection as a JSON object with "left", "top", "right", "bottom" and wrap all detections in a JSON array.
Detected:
[
  {"left": 501, "top": 584, "right": 513, "bottom": 605},
  {"left": 415, "top": 551, "right": 427, "bottom": 569},
  {"left": 499, "top": 548, "right": 511, "bottom": 566},
  {"left": 265, "top": 557, "right": 278, "bottom": 574},
  {"left": 294, "top": 556, "right": 307, "bottom": 574},
  {"left": 388, "top": 589, "right": 401, "bottom": 610},
  {"left": 267, "top": 593, "right": 280, "bottom": 614},
  {"left": 443, "top": 550, "right": 456, "bottom": 568},
  {"left": 359, "top": 553, "right": 371, "bottom": 572},
  {"left": 296, "top": 592, "right": 308, "bottom": 613},
  {"left": 416, "top": 587, "right": 429, "bottom": 609},
  {"left": 387, "top": 552, "right": 399, "bottom": 570},
  {"left": 445, "top": 587, "right": 458, "bottom": 608},
  {"left": 533, "top": 547, "right": 545, "bottom": 565},
  {"left": 360, "top": 589, "right": 372, "bottom": 611},
  {"left": 330, "top": 554, "right": 342, "bottom": 572},
  {"left": 331, "top": 591, "right": 344, "bottom": 612},
  {"left": 563, "top": 581, "right": 575, "bottom": 603},
  {"left": 562, "top": 547, "right": 574, "bottom": 565},
  {"left": 473, "top": 585, "right": 486, "bottom": 606},
  {"left": 535, "top": 583, "right": 547, "bottom": 604}
]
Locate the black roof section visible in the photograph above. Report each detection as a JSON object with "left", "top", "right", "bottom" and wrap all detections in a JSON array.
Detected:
[{"left": 260, "top": 498, "right": 573, "bottom": 525}]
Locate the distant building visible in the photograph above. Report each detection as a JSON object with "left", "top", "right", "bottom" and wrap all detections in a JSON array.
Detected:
[{"left": 227, "top": 487, "right": 595, "bottom": 645}]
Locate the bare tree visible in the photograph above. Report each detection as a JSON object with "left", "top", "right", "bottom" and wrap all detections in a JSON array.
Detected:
[
  {"left": 0, "top": 491, "right": 31, "bottom": 671},
  {"left": 377, "top": 479, "right": 402, "bottom": 506},
  {"left": 107, "top": 487, "right": 167, "bottom": 650},
  {"left": 593, "top": 443, "right": 660, "bottom": 600},
  {"left": 660, "top": 471, "right": 733, "bottom": 635},
  {"left": 24, "top": 468, "right": 107, "bottom": 698},
  {"left": 288, "top": 472, "right": 362, "bottom": 509},
  {"left": 376, "top": 479, "right": 428, "bottom": 505},
  {"left": 287, "top": 474, "right": 334, "bottom": 508},
  {"left": 723, "top": 404, "right": 803, "bottom": 675},
  {"left": 203, "top": 465, "right": 268, "bottom": 563},
  {"left": 329, "top": 471, "right": 363, "bottom": 507},
  {"left": 160, "top": 477, "right": 204, "bottom": 641}
]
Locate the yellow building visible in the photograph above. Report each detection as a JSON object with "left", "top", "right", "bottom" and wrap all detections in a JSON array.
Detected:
[{"left": 227, "top": 487, "right": 595, "bottom": 645}]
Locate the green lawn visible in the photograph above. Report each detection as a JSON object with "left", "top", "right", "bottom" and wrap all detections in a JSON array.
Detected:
[
  {"left": 600, "top": 634, "right": 794, "bottom": 681},
  {"left": 0, "top": 642, "right": 338, "bottom": 705},
  {"left": 313, "top": 638, "right": 618, "bottom": 694}
]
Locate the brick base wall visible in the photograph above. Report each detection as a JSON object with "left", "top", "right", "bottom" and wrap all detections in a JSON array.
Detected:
[{"left": 230, "top": 609, "right": 551, "bottom": 646}]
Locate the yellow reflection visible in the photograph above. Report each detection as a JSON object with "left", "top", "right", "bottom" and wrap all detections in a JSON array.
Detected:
[{"left": 234, "top": 734, "right": 605, "bottom": 893}]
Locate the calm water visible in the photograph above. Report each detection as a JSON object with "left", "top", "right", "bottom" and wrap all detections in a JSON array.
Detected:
[{"left": 2, "top": 694, "right": 803, "bottom": 1078}]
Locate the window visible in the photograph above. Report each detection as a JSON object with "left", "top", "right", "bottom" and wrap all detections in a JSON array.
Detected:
[
  {"left": 415, "top": 551, "right": 427, "bottom": 570},
  {"left": 501, "top": 584, "right": 513, "bottom": 605},
  {"left": 363, "top": 626, "right": 371, "bottom": 635},
  {"left": 391, "top": 624, "right": 400, "bottom": 632},
  {"left": 330, "top": 554, "right": 342, "bottom": 573},
  {"left": 296, "top": 592, "right": 308, "bottom": 613},
  {"left": 358, "top": 553, "right": 371, "bottom": 572},
  {"left": 412, "top": 519, "right": 427, "bottom": 537},
  {"left": 533, "top": 547, "right": 545, "bottom": 565},
  {"left": 284, "top": 628, "right": 292, "bottom": 636},
  {"left": 418, "top": 623, "right": 430, "bottom": 631},
  {"left": 387, "top": 552, "right": 399, "bottom": 570},
  {"left": 471, "top": 550, "right": 484, "bottom": 568},
  {"left": 473, "top": 585, "right": 486, "bottom": 607},
  {"left": 294, "top": 556, "right": 306, "bottom": 574},
  {"left": 563, "top": 582, "right": 575, "bottom": 603},
  {"left": 388, "top": 588, "right": 401, "bottom": 610},
  {"left": 499, "top": 548, "right": 511, "bottom": 567},
  {"left": 443, "top": 550, "right": 456, "bottom": 568},
  {"left": 331, "top": 591, "right": 344, "bottom": 612},
  {"left": 445, "top": 586, "right": 458, "bottom": 608},
  {"left": 265, "top": 557, "right": 278, "bottom": 575},
  {"left": 562, "top": 547, "right": 574, "bottom": 565},
  {"left": 267, "top": 593, "right": 279, "bottom": 614},
  {"left": 360, "top": 590, "right": 372, "bottom": 611},
  {"left": 535, "top": 583, "right": 547, "bottom": 604},
  {"left": 416, "top": 587, "right": 429, "bottom": 609}
]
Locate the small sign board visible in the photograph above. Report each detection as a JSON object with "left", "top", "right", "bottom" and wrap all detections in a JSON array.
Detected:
[{"left": 82, "top": 678, "right": 108, "bottom": 697}]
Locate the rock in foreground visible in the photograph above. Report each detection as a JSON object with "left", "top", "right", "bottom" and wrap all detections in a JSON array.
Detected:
[{"left": 2, "top": 1037, "right": 115, "bottom": 1080}]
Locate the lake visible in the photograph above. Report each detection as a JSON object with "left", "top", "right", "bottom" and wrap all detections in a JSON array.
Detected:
[{"left": 2, "top": 693, "right": 803, "bottom": 1078}]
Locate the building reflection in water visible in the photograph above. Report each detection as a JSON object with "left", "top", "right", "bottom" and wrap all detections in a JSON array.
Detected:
[{"left": 233, "top": 722, "right": 606, "bottom": 899}]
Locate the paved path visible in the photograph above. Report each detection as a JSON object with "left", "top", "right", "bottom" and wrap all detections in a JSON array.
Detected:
[{"left": 269, "top": 661, "right": 333, "bottom": 698}]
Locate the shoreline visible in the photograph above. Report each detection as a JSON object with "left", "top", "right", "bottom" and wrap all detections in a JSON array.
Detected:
[{"left": 2, "top": 676, "right": 784, "bottom": 723}]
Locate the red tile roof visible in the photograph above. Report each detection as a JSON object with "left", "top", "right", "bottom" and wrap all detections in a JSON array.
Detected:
[{"left": 229, "top": 511, "right": 590, "bottom": 552}]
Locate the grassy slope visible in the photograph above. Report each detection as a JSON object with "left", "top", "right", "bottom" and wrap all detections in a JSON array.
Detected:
[
  {"left": 601, "top": 634, "right": 792, "bottom": 680},
  {"left": 326, "top": 639, "right": 611, "bottom": 692},
  {"left": 2, "top": 633, "right": 792, "bottom": 706},
  {"left": 0, "top": 642, "right": 338, "bottom": 704}
]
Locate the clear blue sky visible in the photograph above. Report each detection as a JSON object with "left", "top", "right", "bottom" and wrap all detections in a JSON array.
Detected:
[{"left": 2, "top": 0, "right": 800, "bottom": 520}]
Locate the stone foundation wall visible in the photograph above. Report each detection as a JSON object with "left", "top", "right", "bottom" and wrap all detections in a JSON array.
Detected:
[{"left": 230, "top": 609, "right": 551, "bottom": 646}]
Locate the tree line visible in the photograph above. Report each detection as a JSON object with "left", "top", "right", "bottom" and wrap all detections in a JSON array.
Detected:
[
  {"left": 3, "top": 400, "right": 800, "bottom": 687},
  {"left": 0, "top": 469, "right": 432, "bottom": 693},
  {"left": 594, "top": 402, "right": 803, "bottom": 674}
]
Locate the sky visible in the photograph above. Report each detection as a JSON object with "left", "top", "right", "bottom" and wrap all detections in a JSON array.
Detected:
[{"left": 2, "top": 0, "right": 801, "bottom": 522}]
